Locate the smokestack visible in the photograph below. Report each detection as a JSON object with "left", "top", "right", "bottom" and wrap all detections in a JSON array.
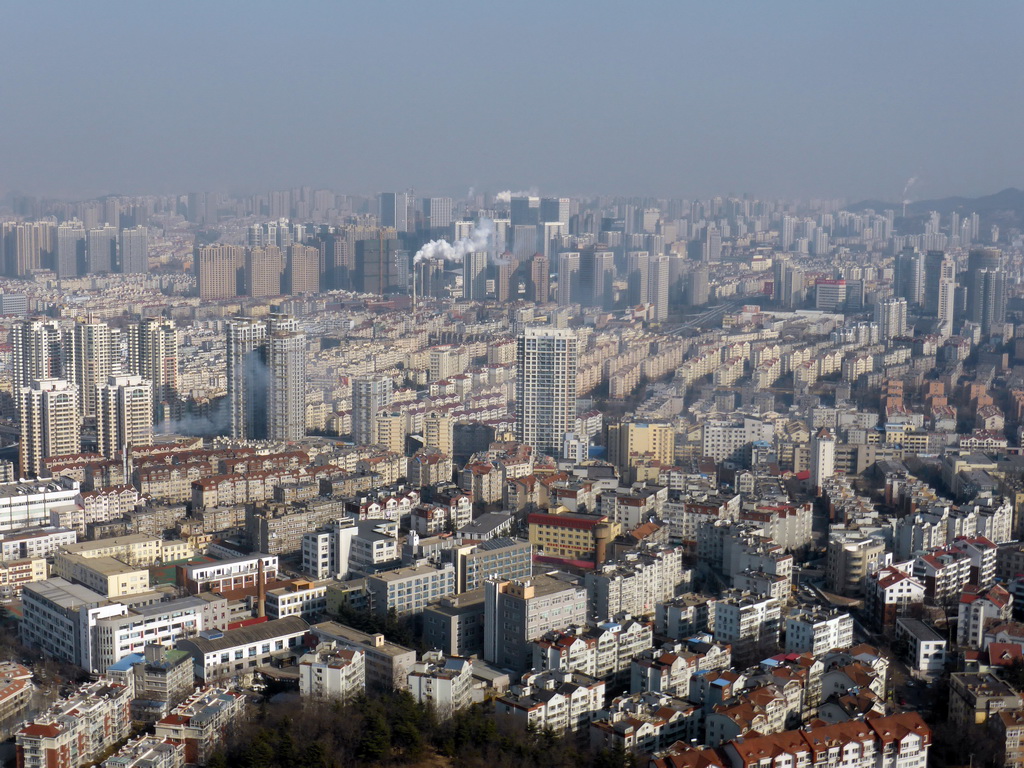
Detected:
[
  {"left": 594, "top": 522, "right": 612, "bottom": 566},
  {"left": 256, "top": 558, "right": 266, "bottom": 618}
]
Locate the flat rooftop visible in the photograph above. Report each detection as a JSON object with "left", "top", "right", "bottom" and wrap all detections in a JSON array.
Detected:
[
  {"left": 62, "top": 534, "right": 159, "bottom": 554},
  {"left": 897, "top": 617, "right": 945, "bottom": 643},
  {"left": 24, "top": 577, "right": 105, "bottom": 608},
  {"left": 311, "top": 620, "right": 415, "bottom": 657}
]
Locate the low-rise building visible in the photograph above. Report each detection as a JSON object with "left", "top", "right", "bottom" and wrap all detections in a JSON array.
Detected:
[
  {"left": 894, "top": 618, "right": 947, "bottom": 675},
  {"left": 407, "top": 651, "right": 475, "bottom": 718},
  {"left": 104, "top": 644, "right": 195, "bottom": 721},
  {"left": 100, "top": 735, "right": 184, "bottom": 768},
  {"left": 364, "top": 562, "right": 456, "bottom": 618},
  {"left": 948, "top": 672, "right": 1023, "bottom": 729},
  {"left": 153, "top": 687, "right": 245, "bottom": 766},
  {"left": 58, "top": 534, "right": 192, "bottom": 566},
  {"left": 53, "top": 553, "right": 150, "bottom": 598},
  {"left": 0, "top": 526, "right": 76, "bottom": 560},
  {"left": 176, "top": 553, "right": 278, "bottom": 594},
  {"left": 298, "top": 641, "right": 366, "bottom": 702},
  {"left": 309, "top": 621, "right": 417, "bottom": 691},
  {"left": 993, "top": 709, "right": 1024, "bottom": 768},
  {"left": 0, "top": 663, "right": 33, "bottom": 738},
  {"left": 176, "top": 616, "right": 309, "bottom": 683},
  {"left": 959, "top": 583, "right": 1014, "bottom": 648},
  {"left": 784, "top": 609, "right": 853, "bottom": 656},
  {"left": 714, "top": 590, "right": 782, "bottom": 662},
  {"left": 265, "top": 579, "right": 330, "bottom": 621},
  {"left": 0, "top": 557, "right": 48, "bottom": 601},
  {"left": 494, "top": 669, "right": 605, "bottom": 734},
  {"left": 864, "top": 566, "right": 926, "bottom": 627},
  {"left": 589, "top": 692, "right": 700, "bottom": 756},
  {"left": 656, "top": 593, "right": 717, "bottom": 639},
  {"left": 16, "top": 678, "right": 133, "bottom": 768}
]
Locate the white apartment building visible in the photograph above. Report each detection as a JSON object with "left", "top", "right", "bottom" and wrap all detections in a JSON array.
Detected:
[
  {"left": 714, "top": 591, "right": 782, "bottom": 660},
  {"left": 701, "top": 417, "right": 773, "bottom": 464},
  {"left": 0, "top": 478, "right": 81, "bottom": 534},
  {"left": 407, "top": 651, "right": 475, "bottom": 718},
  {"left": 895, "top": 618, "right": 947, "bottom": 674},
  {"left": 301, "top": 517, "right": 356, "bottom": 580},
  {"left": 656, "top": 593, "right": 717, "bottom": 639},
  {"left": 19, "top": 379, "right": 81, "bottom": 479},
  {"left": 90, "top": 597, "right": 207, "bottom": 673},
  {"left": 364, "top": 563, "right": 456, "bottom": 618},
  {"left": 177, "top": 553, "right": 278, "bottom": 593},
  {"left": 495, "top": 669, "right": 605, "bottom": 734},
  {"left": 784, "top": 609, "right": 854, "bottom": 656},
  {"left": 484, "top": 575, "right": 588, "bottom": 671},
  {"left": 0, "top": 526, "right": 76, "bottom": 560},
  {"left": 516, "top": 326, "right": 578, "bottom": 458},
  {"left": 298, "top": 641, "right": 366, "bottom": 702},
  {"left": 265, "top": 580, "right": 330, "bottom": 621},
  {"left": 584, "top": 545, "right": 689, "bottom": 620},
  {"left": 348, "top": 519, "right": 400, "bottom": 574},
  {"left": 531, "top": 620, "right": 654, "bottom": 682},
  {"left": 20, "top": 578, "right": 127, "bottom": 669}
]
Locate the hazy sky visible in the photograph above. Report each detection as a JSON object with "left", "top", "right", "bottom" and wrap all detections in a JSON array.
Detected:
[{"left": 2, "top": 1, "right": 1022, "bottom": 202}]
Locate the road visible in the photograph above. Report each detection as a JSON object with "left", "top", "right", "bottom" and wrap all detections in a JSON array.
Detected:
[{"left": 665, "top": 297, "right": 751, "bottom": 334}]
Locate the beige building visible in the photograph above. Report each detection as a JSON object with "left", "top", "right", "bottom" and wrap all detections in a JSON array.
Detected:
[
  {"left": 373, "top": 412, "right": 407, "bottom": 453},
  {"left": 96, "top": 375, "right": 153, "bottom": 459},
  {"left": 527, "top": 507, "right": 620, "bottom": 563},
  {"left": 53, "top": 553, "right": 150, "bottom": 597},
  {"left": 195, "top": 244, "right": 243, "bottom": 300},
  {"left": 286, "top": 244, "right": 320, "bottom": 294},
  {"left": 245, "top": 245, "right": 283, "bottom": 297},
  {"left": 423, "top": 412, "right": 453, "bottom": 456},
  {"left": 58, "top": 533, "right": 193, "bottom": 566},
  {"left": 610, "top": 421, "right": 675, "bottom": 481},
  {"left": 19, "top": 379, "right": 80, "bottom": 478},
  {"left": 0, "top": 558, "right": 48, "bottom": 601}
]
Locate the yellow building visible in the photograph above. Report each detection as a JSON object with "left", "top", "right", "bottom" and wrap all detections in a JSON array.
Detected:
[
  {"left": 607, "top": 420, "right": 674, "bottom": 481},
  {"left": 0, "top": 557, "right": 48, "bottom": 600},
  {"left": 59, "top": 534, "right": 193, "bottom": 567},
  {"left": 527, "top": 506, "right": 621, "bottom": 563},
  {"left": 53, "top": 553, "right": 150, "bottom": 597}
]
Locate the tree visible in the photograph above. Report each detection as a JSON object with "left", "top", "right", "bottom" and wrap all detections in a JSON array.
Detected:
[
  {"left": 357, "top": 711, "right": 391, "bottom": 764},
  {"left": 299, "top": 741, "right": 327, "bottom": 768}
]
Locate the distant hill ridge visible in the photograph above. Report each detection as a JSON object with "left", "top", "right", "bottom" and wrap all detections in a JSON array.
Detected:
[{"left": 850, "top": 187, "right": 1024, "bottom": 233}]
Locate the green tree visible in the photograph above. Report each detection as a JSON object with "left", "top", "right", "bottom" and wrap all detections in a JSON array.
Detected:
[
  {"left": 300, "top": 741, "right": 327, "bottom": 768},
  {"left": 357, "top": 711, "right": 391, "bottom": 764},
  {"left": 242, "top": 733, "right": 275, "bottom": 768}
]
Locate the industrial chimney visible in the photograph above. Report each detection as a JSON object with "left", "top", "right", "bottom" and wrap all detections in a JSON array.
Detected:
[{"left": 256, "top": 558, "right": 266, "bottom": 619}]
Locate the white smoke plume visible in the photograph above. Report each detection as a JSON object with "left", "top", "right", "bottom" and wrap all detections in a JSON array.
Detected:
[
  {"left": 494, "top": 188, "right": 537, "bottom": 203},
  {"left": 902, "top": 176, "right": 918, "bottom": 203},
  {"left": 414, "top": 219, "right": 494, "bottom": 265}
]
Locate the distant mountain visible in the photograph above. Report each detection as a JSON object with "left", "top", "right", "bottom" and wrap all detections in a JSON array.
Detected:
[{"left": 850, "top": 188, "right": 1024, "bottom": 234}]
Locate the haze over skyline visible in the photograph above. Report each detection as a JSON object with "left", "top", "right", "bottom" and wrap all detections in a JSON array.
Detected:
[{"left": 2, "top": 0, "right": 1021, "bottom": 201}]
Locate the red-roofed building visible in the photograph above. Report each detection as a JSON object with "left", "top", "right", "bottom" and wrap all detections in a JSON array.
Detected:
[
  {"left": 864, "top": 566, "right": 925, "bottom": 627},
  {"left": 959, "top": 583, "right": 1014, "bottom": 648},
  {"left": 16, "top": 679, "right": 132, "bottom": 768},
  {"left": 153, "top": 687, "right": 244, "bottom": 765}
]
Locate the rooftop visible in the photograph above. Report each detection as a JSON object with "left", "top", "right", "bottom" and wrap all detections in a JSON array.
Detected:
[
  {"left": 24, "top": 577, "right": 105, "bottom": 609},
  {"left": 896, "top": 617, "right": 945, "bottom": 643},
  {"left": 178, "top": 616, "right": 309, "bottom": 654}
]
